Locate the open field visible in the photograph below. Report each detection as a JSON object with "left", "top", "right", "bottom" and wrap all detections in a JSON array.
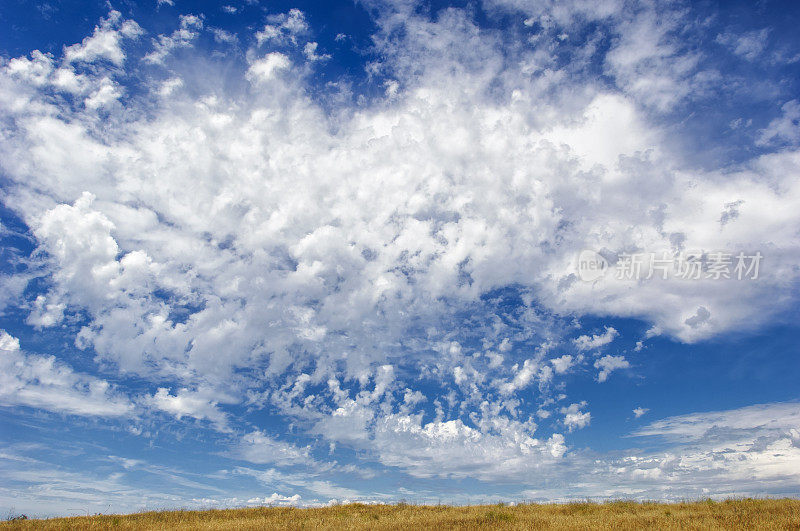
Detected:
[{"left": 3, "top": 499, "right": 800, "bottom": 530}]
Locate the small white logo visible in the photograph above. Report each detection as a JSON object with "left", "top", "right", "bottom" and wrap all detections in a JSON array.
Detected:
[{"left": 577, "top": 250, "right": 609, "bottom": 282}]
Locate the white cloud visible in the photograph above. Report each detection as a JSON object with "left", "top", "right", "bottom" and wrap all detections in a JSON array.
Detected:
[
  {"left": 488, "top": 0, "right": 710, "bottom": 112},
  {"left": 144, "top": 387, "right": 230, "bottom": 431},
  {"left": 594, "top": 355, "right": 630, "bottom": 382},
  {"left": 256, "top": 9, "right": 309, "bottom": 45},
  {"left": 246, "top": 53, "right": 291, "bottom": 83},
  {"left": 608, "top": 402, "right": 800, "bottom": 496},
  {"left": 26, "top": 295, "right": 65, "bottom": 328},
  {"left": 233, "top": 431, "right": 314, "bottom": 466},
  {"left": 303, "top": 42, "right": 330, "bottom": 62},
  {"left": 4, "top": 8, "right": 796, "bottom": 368},
  {"left": 543, "top": 94, "right": 653, "bottom": 173},
  {"left": 144, "top": 14, "right": 203, "bottom": 64},
  {"left": 84, "top": 77, "right": 122, "bottom": 109},
  {"left": 1, "top": 3, "right": 800, "bottom": 499},
  {"left": 499, "top": 358, "right": 542, "bottom": 395},
  {"left": 0, "top": 330, "right": 134, "bottom": 417},
  {"left": 716, "top": 29, "right": 770, "bottom": 61},
  {"left": 631, "top": 401, "right": 800, "bottom": 442},
  {"left": 64, "top": 11, "right": 142, "bottom": 66},
  {"left": 246, "top": 493, "right": 301, "bottom": 506},
  {"left": 0, "top": 445, "right": 236, "bottom": 517},
  {"left": 235, "top": 467, "right": 361, "bottom": 500},
  {"left": 0, "top": 332, "right": 21, "bottom": 354},
  {"left": 516, "top": 402, "right": 800, "bottom": 501},
  {"left": 561, "top": 402, "right": 591, "bottom": 432},
  {"left": 158, "top": 77, "right": 184, "bottom": 97},
  {"left": 758, "top": 100, "right": 800, "bottom": 147},
  {"left": 602, "top": 6, "right": 705, "bottom": 111},
  {"left": 211, "top": 28, "right": 238, "bottom": 45},
  {"left": 632, "top": 407, "right": 648, "bottom": 418},
  {"left": 573, "top": 327, "right": 618, "bottom": 351},
  {"left": 370, "top": 413, "right": 567, "bottom": 479},
  {"left": 550, "top": 354, "right": 576, "bottom": 374}
]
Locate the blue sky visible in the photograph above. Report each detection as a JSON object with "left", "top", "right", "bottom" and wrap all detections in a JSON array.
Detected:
[{"left": 1, "top": 0, "right": 800, "bottom": 517}]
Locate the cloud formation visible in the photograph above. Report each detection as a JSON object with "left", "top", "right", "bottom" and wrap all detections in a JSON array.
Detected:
[
  {"left": 0, "top": 331, "right": 133, "bottom": 417},
  {"left": 0, "top": 0, "right": 799, "bottom": 510}
]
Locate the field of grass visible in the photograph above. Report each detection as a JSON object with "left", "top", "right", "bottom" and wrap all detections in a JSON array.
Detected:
[{"left": 3, "top": 499, "right": 799, "bottom": 530}]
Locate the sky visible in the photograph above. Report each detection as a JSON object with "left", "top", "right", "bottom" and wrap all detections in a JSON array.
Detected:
[{"left": 1, "top": 0, "right": 800, "bottom": 518}]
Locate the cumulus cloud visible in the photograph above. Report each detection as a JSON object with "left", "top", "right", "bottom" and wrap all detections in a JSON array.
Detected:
[
  {"left": 63, "top": 10, "right": 142, "bottom": 65},
  {"left": 573, "top": 327, "right": 618, "bottom": 351},
  {"left": 370, "top": 413, "right": 567, "bottom": 479},
  {"left": 498, "top": 358, "right": 547, "bottom": 395},
  {"left": 594, "top": 355, "right": 630, "bottom": 382},
  {"left": 561, "top": 402, "right": 591, "bottom": 432},
  {"left": 551, "top": 354, "right": 576, "bottom": 374}
]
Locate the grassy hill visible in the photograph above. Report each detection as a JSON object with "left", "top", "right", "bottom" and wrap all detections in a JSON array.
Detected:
[{"left": 3, "top": 499, "right": 799, "bottom": 529}]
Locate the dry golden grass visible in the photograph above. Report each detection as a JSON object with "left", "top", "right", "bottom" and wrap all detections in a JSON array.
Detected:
[{"left": 3, "top": 499, "right": 800, "bottom": 530}]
